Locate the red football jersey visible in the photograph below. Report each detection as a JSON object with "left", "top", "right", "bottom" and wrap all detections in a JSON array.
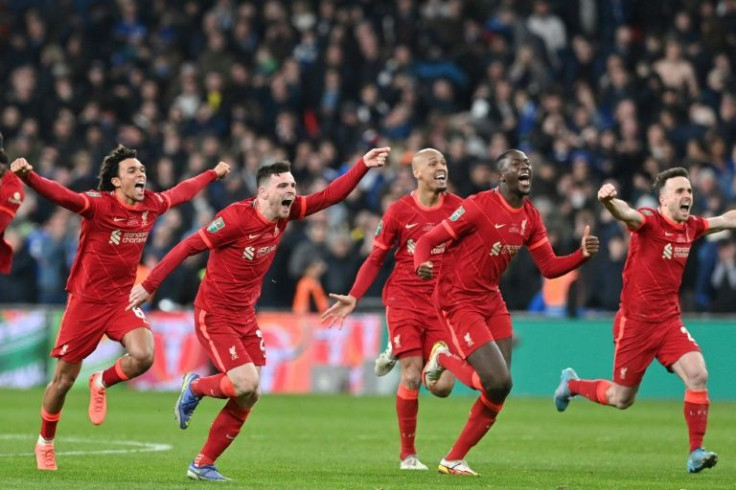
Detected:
[
  {"left": 66, "top": 189, "right": 172, "bottom": 301},
  {"left": 0, "top": 171, "right": 24, "bottom": 273},
  {"left": 620, "top": 207, "right": 709, "bottom": 322},
  {"left": 436, "top": 188, "right": 547, "bottom": 306},
  {"left": 23, "top": 170, "right": 216, "bottom": 301},
  {"left": 193, "top": 196, "right": 307, "bottom": 314},
  {"left": 374, "top": 191, "right": 462, "bottom": 311}
]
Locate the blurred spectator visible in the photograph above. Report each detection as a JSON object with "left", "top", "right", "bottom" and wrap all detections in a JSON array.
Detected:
[{"left": 0, "top": 0, "right": 733, "bottom": 314}]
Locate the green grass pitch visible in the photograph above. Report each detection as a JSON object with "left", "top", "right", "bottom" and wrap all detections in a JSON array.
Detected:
[{"left": 0, "top": 388, "right": 733, "bottom": 489}]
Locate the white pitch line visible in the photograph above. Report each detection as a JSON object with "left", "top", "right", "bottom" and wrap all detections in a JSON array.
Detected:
[{"left": 0, "top": 434, "right": 172, "bottom": 457}]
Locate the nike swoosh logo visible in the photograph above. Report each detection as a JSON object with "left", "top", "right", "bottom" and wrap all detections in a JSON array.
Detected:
[
  {"left": 249, "top": 234, "right": 260, "bottom": 239},
  {"left": 405, "top": 223, "right": 419, "bottom": 229},
  {"left": 664, "top": 232, "right": 673, "bottom": 236},
  {"left": 494, "top": 224, "right": 505, "bottom": 229},
  {"left": 113, "top": 217, "right": 126, "bottom": 222}
]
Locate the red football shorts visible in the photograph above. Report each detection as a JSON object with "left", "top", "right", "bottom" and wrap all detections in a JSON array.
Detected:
[
  {"left": 52, "top": 293, "right": 151, "bottom": 363},
  {"left": 385, "top": 305, "right": 448, "bottom": 361},
  {"left": 436, "top": 291, "right": 513, "bottom": 359},
  {"left": 194, "top": 307, "right": 266, "bottom": 372},
  {"left": 612, "top": 310, "right": 701, "bottom": 387}
]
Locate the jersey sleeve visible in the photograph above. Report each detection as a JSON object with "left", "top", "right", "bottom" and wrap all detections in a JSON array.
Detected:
[
  {"left": 525, "top": 207, "right": 550, "bottom": 251},
  {"left": 631, "top": 208, "right": 655, "bottom": 233},
  {"left": 24, "top": 172, "right": 97, "bottom": 217},
  {"left": 692, "top": 215, "right": 710, "bottom": 240},
  {"left": 197, "top": 206, "right": 244, "bottom": 249},
  {"left": 157, "top": 170, "right": 217, "bottom": 212},
  {"left": 0, "top": 177, "right": 23, "bottom": 223},
  {"left": 441, "top": 197, "right": 482, "bottom": 240},
  {"left": 373, "top": 205, "right": 400, "bottom": 251},
  {"left": 288, "top": 159, "right": 369, "bottom": 220}
]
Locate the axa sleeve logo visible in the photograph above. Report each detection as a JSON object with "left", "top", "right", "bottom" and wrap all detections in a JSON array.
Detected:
[
  {"left": 207, "top": 217, "right": 225, "bottom": 233},
  {"left": 109, "top": 229, "right": 121, "bottom": 245}
]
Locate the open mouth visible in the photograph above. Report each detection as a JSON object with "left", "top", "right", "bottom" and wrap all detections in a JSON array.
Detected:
[
  {"left": 433, "top": 172, "right": 447, "bottom": 184},
  {"left": 281, "top": 198, "right": 294, "bottom": 209},
  {"left": 680, "top": 202, "right": 690, "bottom": 212},
  {"left": 518, "top": 174, "right": 531, "bottom": 185},
  {"left": 134, "top": 180, "right": 146, "bottom": 190}
]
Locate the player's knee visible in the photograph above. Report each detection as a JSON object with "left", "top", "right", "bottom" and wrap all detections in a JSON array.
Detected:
[
  {"left": 430, "top": 382, "right": 453, "bottom": 398},
  {"left": 687, "top": 368, "right": 708, "bottom": 389},
  {"left": 611, "top": 392, "right": 635, "bottom": 409},
  {"left": 52, "top": 375, "right": 76, "bottom": 393},
  {"left": 128, "top": 347, "right": 155, "bottom": 372},
  {"left": 480, "top": 375, "right": 512, "bottom": 401},
  {"left": 232, "top": 375, "right": 259, "bottom": 398}
]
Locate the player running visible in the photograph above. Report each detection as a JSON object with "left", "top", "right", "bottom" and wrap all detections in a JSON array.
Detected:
[
  {"left": 127, "top": 148, "right": 389, "bottom": 482},
  {"left": 321, "top": 148, "right": 461, "bottom": 470},
  {"left": 11, "top": 145, "right": 230, "bottom": 471},
  {"left": 415, "top": 149, "right": 599, "bottom": 475},
  {"left": 0, "top": 133, "right": 24, "bottom": 274},
  {"left": 554, "top": 167, "right": 736, "bottom": 473}
]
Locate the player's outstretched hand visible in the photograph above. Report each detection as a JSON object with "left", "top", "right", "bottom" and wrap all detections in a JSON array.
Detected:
[
  {"left": 213, "top": 161, "right": 231, "bottom": 179},
  {"left": 416, "top": 261, "right": 433, "bottom": 280},
  {"left": 321, "top": 293, "right": 357, "bottom": 329},
  {"left": 10, "top": 158, "right": 33, "bottom": 178},
  {"left": 581, "top": 225, "right": 599, "bottom": 258},
  {"left": 597, "top": 183, "right": 617, "bottom": 203},
  {"left": 127, "top": 284, "right": 151, "bottom": 311},
  {"left": 362, "top": 147, "right": 391, "bottom": 168}
]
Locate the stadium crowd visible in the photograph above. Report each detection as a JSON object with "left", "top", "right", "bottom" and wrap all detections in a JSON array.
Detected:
[{"left": 1, "top": 0, "right": 736, "bottom": 314}]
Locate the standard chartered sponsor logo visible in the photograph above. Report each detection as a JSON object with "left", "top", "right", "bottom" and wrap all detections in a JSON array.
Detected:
[
  {"left": 489, "top": 241, "right": 521, "bottom": 257},
  {"left": 243, "top": 244, "right": 277, "bottom": 260},
  {"left": 662, "top": 243, "right": 691, "bottom": 259},
  {"left": 109, "top": 229, "right": 148, "bottom": 245}
]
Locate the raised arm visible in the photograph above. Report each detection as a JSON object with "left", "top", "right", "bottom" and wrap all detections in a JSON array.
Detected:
[
  {"left": 321, "top": 244, "right": 391, "bottom": 328},
  {"left": 160, "top": 161, "right": 230, "bottom": 208},
  {"left": 598, "top": 183, "right": 644, "bottom": 229},
  {"left": 127, "top": 231, "right": 209, "bottom": 309},
  {"left": 291, "top": 148, "right": 390, "bottom": 219},
  {"left": 12, "top": 158, "right": 89, "bottom": 214},
  {"left": 529, "top": 225, "right": 598, "bottom": 278},
  {"left": 706, "top": 209, "right": 736, "bottom": 234}
]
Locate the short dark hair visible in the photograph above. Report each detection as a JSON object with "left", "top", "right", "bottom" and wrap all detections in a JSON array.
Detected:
[
  {"left": 97, "top": 144, "right": 138, "bottom": 191},
  {"left": 256, "top": 161, "right": 292, "bottom": 187},
  {"left": 495, "top": 149, "right": 522, "bottom": 172},
  {"left": 653, "top": 167, "right": 689, "bottom": 195}
]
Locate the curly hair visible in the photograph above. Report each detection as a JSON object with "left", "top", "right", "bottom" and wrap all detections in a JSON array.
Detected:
[{"left": 97, "top": 145, "right": 138, "bottom": 191}]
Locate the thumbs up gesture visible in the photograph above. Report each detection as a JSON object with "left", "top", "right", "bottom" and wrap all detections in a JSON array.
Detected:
[{"left": 581, "top": 225, "right": 599, "bottom": 258}]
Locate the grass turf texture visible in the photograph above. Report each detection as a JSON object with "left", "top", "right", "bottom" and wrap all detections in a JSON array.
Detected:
[{"left": 0, "top": 388, "right": 733, "bottom": 489}]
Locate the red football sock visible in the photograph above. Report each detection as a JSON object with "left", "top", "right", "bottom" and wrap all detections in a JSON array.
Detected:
[
  {"left": 684, "top": 389, "right": 709, "bottom": 452},
  {"left": 101, "top": 357, "right": 130, "bottom": 387},
  {"left": 396, "top": 384, "right": 419, "bottom": 460},
  {"left": 194, "top": 399, "right": 250, "bottom": 466},
  {"left": 191, "top": 374, "right": 236, "bottom": 399},
  {"left": 445, "top": 395, "right": 502, "bottom": 460},
  {"left": 568, "top": 379, "right": 611, "bottom": 405},
  {"left": 438, "top": 353, "right": 483, "bottom": 391},
  {"left": 40, "top": 407, "right": 61, "bottom": 441}
]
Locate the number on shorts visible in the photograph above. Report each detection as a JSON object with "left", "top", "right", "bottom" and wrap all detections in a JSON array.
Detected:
[
  {"left": 132, "top": 307, "right": 146, "bottom": 320},
  {"left": 255, "top": 328, "right": 266, "bottom": 353},
  {"left": 680, "top": 326, "right": 695, "bottom": 343}
]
